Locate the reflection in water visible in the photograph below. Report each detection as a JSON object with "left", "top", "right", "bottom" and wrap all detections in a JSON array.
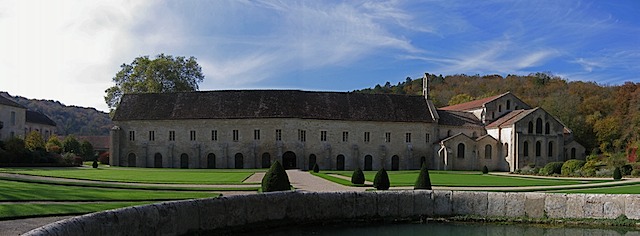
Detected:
[{"left": 238, "top": 222, "right": 639, "bottom": 236}]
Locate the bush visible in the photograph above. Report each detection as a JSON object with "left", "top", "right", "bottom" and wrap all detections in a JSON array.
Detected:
[
  {"left": 312, "top": 163, "right": 319, "bottom": 173},
  {"left": 414, "top": 164, "right": 432, "bottom": 190},
  {"left": 73, "top": 156, "right": 83, "bottom": 166},
  {"left": 373, "top": 168, "right": 390, "bottom": 190},
  {"left": 631, "top": 169, "right": 640, "bottom": 177},
  {"left": 561, "top": 159, "right": 586, "bottom": 176},
  {"left": 261, "top": 161, "right": 291, "bottom": 192},
  {"left": 621, "top": 164, "right": 633, "bottom": 176},
  {"left": 482, "top": 165, "right": 489, "bottom": 174},
  {"left": 92, "top": 160, "right": 99, "bottom": 168},
  {"left": 351, "top": 168, "right": 365, "bottom": 184},
  {"left": 539, "top": 162, "right": 564, "bottom": 176},
  {"left": 98, "top": 152, "right": 109, "bottom": 165},
  {"left": 613, "top": 167, "right": 622, "bottom": 180}
]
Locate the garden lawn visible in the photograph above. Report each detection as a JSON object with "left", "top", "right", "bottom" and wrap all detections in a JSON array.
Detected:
[
  {"left": 554, "top": 183, "right": 640, "bottom": 194},
  {"left": 0, "top": 179, "right": 219, "bottom": 201},
  {"left": 328, "top": 170, "right": 605, "bottom": 187},
  {"left": 0, "top": 202, "right": 154, "bottom": 220},
  {"left": 0, "top": 167, "right": 258, "bottom": 184}
]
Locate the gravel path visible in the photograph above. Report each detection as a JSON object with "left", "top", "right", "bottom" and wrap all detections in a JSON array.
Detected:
[{"left": 286, "top": 170, "right": 365, "bottom": 192}]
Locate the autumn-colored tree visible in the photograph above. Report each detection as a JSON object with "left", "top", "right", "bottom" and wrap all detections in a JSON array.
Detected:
[
  {"left": 448, "top": 93, "right": 474, "bottom": 106},
  {"left": 46, "top": 135, "right": 63, "bottom": 154},
  {"left": 62, "top": 135, "right": 81, "bottom": 154},
  {"left": 24, "top": 131, "right": 45, "bottom": 151}
]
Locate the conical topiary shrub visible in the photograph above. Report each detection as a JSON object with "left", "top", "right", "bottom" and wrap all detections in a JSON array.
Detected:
[
  {"left": 613, "top": 167, "right": 622, "bottom": 180},
  {"left": 373, "top": 168, "right": 390, "bottom": 190},
  {"left": 414, "top": 164, "right": 432, "bottom": 190},
  {"left": 92, "top": 159, "right": 99, "bottom": 168},
  {"left": 482, "top": 165, "right": 489, "bottom": 174},
  {"left": 261, "top": 161, "right": 291, "bottom": 192},
  {"left": 351, "top": 167, "right": 365, "bottom": 184},
  {"left": 312, "top": 163, "right": 320, "bottom": 173}
]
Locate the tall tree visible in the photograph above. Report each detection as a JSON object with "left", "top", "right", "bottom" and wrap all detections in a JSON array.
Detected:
[
  {"left": 24, "top": 131, "right": 45, "bottom": 151},
  {"left": 104, "top": 54, "right": 205, "bottom": 113}
]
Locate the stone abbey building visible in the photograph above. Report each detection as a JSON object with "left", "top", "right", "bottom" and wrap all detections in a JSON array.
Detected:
[{"left": 110, "top": 74, "right": 585, "bottom": 171}]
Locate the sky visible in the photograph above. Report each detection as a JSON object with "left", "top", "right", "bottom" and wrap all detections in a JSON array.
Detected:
[{"left": 1, "top": 0, "right": 639, "bottom": 112}]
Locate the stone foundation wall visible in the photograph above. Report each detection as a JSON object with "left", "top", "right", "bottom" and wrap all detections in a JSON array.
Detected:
[{"left": 24, "top": 191, "right": 640, "bottom": 236}]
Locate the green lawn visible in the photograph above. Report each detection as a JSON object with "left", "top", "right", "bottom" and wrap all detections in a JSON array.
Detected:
[
  {"left": 0, "top": 167, "right": 259, "bottom": 184},
  {"left": 0, "top": 202, "right": 154, "bottom": 220},
  {"left": 0, "top": 179, "right": 219, "bottom": 201},
  {"left": 554, "top": 183, "right": 640, "bottom": 194},
  {"left": 327, "top": 170, "right": 606, "bottom": 187}
]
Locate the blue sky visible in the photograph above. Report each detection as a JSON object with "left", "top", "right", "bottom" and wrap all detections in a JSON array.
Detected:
[{"left": 1, "top": 0, "right": 639, "bottom": 112}]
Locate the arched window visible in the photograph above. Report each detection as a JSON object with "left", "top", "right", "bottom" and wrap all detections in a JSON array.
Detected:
[
  {"left": 485, "top": 145, "right": 492, "bottom": 159},
  {"left": 528, "top": 122, "right": 534, "bottom": 133},
  {"left": 498, "top": 105, "right": 502, "bottom": 112},
  {"left": 457, "top": 143, "right": 465, "bottom": 158},
  {"left": 535, "top": 141, "right": 541, "bottom": 156},
  {"left": 504, "top": 143, "right": 509, "bottom": 157},
  {"left": 523, "top": 141, "right": 529, "bottom": 157},
  {"left": 536, "top": 118, "right": 543, "bottom": 134},
  {"left": 336, "top": 154, "right": 345, "bottom": 170},
  {"left": 548, "top": 142, "right": 554, "bottom": 157},
  {"left": 545, "top": 122, "right": 550, "bottom": 134},
  {"left": 506, "top": 100, "right": 511, "bottom": 110},
  {"left": 472, "top": 131, "right": 477, "bottom": 138},
  {"left": 571, "top": 148, "right": 576, "bottom": 159}
]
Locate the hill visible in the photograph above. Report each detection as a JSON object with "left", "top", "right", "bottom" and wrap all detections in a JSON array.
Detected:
[
  {"left": 1, "top": 92, "right": 112, "bottom": 136},
  {"left": 356, "top": 72, "right": 640, "bottom": 154}
]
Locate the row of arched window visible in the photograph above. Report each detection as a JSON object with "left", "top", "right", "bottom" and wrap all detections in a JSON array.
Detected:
[
  {"left": 523, "top": 141, "right": 554, "bottom": 157},
  {"left": 456, "top": 143, "right": 493, "bottom": 159},
  {"left": 527, "top": 118, "right": 551, "bottom": 134}
]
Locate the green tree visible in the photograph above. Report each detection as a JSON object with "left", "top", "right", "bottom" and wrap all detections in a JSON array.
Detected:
[
  {"left": 351, "top": 167, "right": 365, "bottom": 185},
  {"left": 414, "top": 164, "right": 432, "bottom": 190},
  {"left": 45, "top": 135, "right": 62, "bottom": 154},
  {"left": 373, "top": 168, "right": 390, "bottom": 190},
  {"left": 447, "top": 93, "right": 474, "bottom": 106},
  {"left": 261, "top": 161, "right": 291, "bottom": 192},
  {"left": 24, "top": 131, "right": 45, "bottom": 151},
  {"left": 104, "top": 54, "right": 205, "bottom": 113},
  {"left": 62, "top": 135, "right": 81, "bottom": 154},
  {"left": 80, "top": 141, "right": 95, "bottom": 160}
]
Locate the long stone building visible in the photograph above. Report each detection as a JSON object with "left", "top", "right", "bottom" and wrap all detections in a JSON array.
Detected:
[{"left": 110, "top": 75, "right": 585, "bottom": 171}]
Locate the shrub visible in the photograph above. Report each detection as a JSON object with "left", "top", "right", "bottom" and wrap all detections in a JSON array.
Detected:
[
  {"left": 61, "top": 153, "right": 76, "bottom": 165},
  {"left": 482, "top": 165, "right": 489, "bottom": 174},
  {"left": 351, "top": 167, "right": 365, "bottom": 184},
  {"left": 621, "top": 164, "right": 633, "bottom": 176},
  {"left": 561, "top": 159, "right": 586, "bottom": 176},
  {"left": 92, "top": 160, "right": 99, "bottom": 168},
  {"left": 539, "top": 162, "right": 564, "bottom": 176},
  {"left": 98, "top": 152, "right": 110, "bottom": 165},
  {"left": 373, "top": 168, "right": 390, "bottom": 190},
  {"left": 261, "top": 161, "right": 291, "bottom": 192},
  {"left": 414, "top": 164, "right": 432, "bottom": 190},
  {"left": 73, "top": 156, "right": 83, "bottom": 166},
  {"left": 312, "top": 163, "right": 319, "bottom": 173},
  {"left": 631, "top": 169, "right": 640, "bottom": 177},
  {"left": 613, "top": 167, "right": 622, "bottom": 180}
]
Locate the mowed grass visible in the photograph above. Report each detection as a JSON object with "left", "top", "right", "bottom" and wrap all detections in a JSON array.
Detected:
[
  {"left": 0, "top": 202, "right": 154, "bottom": 220},
  {"left": 0, "top": 167, "right": 259, "bottom": 184},
  {"left": 554, "top": 183, "right": 640, "bottom": 194},
  {"left": 0, "top": 179, "right": 219, "bottom": 201},
  {"left": 328, "top": 170, "right": 605, "bottom": 187}
]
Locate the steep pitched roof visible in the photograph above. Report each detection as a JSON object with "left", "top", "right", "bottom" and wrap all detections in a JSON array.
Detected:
[
  {"left": 437, "top": 110, "right": 484, "bottom": 128},
  {"left": 0, "top": 95, "right": 25, "bottom": 109},
  {"left": 25, "top": 110, "right": 57, "bottom": 126},
  {"left": 486, "top": 108, "right": 537, "bottom": 128},
  {"left": 439, "top": 92, "right": 510, "bottom": 111},
  {"left": 113, "top": 90, "right": 435, "bottom": 123}
]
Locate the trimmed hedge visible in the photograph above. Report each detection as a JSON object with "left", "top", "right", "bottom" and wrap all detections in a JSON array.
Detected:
[
  {"left": 539, "top": 162, "right": 564, "bottom": 176},
  {"left": 312, "top": 163, "right": 319, "bottom": 173},
  {"left": 613, "top": 167, "right": 622, "bottom": 180},
  {"left": 414, "top": 164, "right": 432, "bottom": 190},
  {"left": 482, "top": 165, "right": 489, "bottom": 174},
  {"left": 561, "top": 159, "right": 586, "bottom": 176},
  {"left": 373, "top": 168, "right": 390, "bottom": 190},
  {"left": 261, "top": 161, "right": 291, "bottom": 192},
  {"left": 351, "top": 168, "right": 365, "bottom": 184}
]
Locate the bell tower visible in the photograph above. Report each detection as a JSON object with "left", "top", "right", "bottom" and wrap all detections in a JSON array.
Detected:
[{"left": 422, "top": 73, "right": 429, "bottom": 100}]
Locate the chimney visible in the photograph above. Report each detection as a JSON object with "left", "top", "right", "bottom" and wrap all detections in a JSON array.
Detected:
[{"left": 422, "top": 73, "right": 429, "bottom": 100}]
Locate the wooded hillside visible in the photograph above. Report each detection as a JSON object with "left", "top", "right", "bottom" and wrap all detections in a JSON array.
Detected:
[{"left": 356, "top": 73, "right": 639, "bottom": 154}]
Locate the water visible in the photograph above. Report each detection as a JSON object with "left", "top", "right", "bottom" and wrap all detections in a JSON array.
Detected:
[{"left": 236, "top": 222, "right": 640, "bottom": 236}]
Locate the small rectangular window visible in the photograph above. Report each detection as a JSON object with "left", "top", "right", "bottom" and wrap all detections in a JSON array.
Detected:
[
  {"left": 320, "top": 131, "right": 327, "bottom": 142},
  {"left": 233, "top": 130, "right": 239, "bottom": 142},
  {"left": 10, "top": 111, "right": 16, "bottom": 125},
  {"left": 254, "top": 129, "right": 260, "bottom": 140},
  {"left": 385, "top": 132, "right": 391, "bottom": 143},
  {"left": 425, "top": 133, "right": 430, "bottom": 143},
  {"left": 190, "top": 130, "right": 196, "bottom": 141},
  {"left": 298, "top": 129, "right": 306, "bottom": 142},
  {"left": 405, "top": 133, "right": 412, "bottom": 143},
  {"left": 211, "top": 130, "right": 217, "bottom": 141},
  {"left": 169, "top": 131, "right": 175, "bottom": 141},
  {"left": 342, "top": 132, "right": 349, "bottom": 142},
  {"left": 276, "top": 129, "right": 282, "bottom": 141},
  {"left": 149, "top": 131, "right": 155, "bottom": 141},
  {"left": 364, "top": 132, "right": 370, "bottom": 143},
  {"left": 10, "top": 131, "right": 14, "bottom": 138},
  {"left": 129, "top": 131, "right": 135, "bottom": 141}
]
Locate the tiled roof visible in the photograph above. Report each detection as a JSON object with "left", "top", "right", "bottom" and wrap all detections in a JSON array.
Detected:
[
  {"left": 439, "top": 92, "right": 509, "bottom": 111},
  {"left": 77, "top": 136, "right": 110, "bottom": 150},
  {"left": 486, "top": 109, "right": 537, "bottom": 128},
  {"left": 437, "top": 110, "right": 484, "bottom": 127},
  {"left": 113, "top": 90, "right": 435, "bottom": 123},
  {"left": 25, "top": 110, "right": 56, "bottom": 126},
  {"left": 0, "top": 95, "right": 25, "bottom": 108}
]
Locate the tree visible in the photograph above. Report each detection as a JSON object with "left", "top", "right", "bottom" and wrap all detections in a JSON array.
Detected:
[
  {"left": 24, "top": 131, "right": 45, "bottom": 151},
  {"left": 613, "top": 167, "right": 622, "bottom": 180},
  {"left": 62, "top": 135, "right": 81, "bottom": 154},
  {"left": 448, "top": 93, "right": 474, "bottom": 106},
  {"left": 261, "top": 161, "right": 291, "bottom": 192},
  {"left": 312, "top": 163, "right": 320, "bottom": 173},
  {"left": 351, "top": 167, "right": 365, "bottom": 185},
  {"left": 373, "top": 168, "right": 390, "bottom": 190},
  {"left": 482, "top": 165, "right": 489, "bottom": 174},
  {"left": 45, "top": 135, "right": 62, "bottom": 154},
  {"left": 80, "top": 141, "right": 95, "bottom": 160},
  {"left": 104, "top": 54, "right": 205, "bottom": 113},
  {"left": 414, "top": 164, "right": 432, "bottom": 190}
]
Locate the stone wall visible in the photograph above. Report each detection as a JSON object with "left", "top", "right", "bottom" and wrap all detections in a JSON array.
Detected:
[{"left": 24, "top": 191, "right": 640, "bottom": 236}]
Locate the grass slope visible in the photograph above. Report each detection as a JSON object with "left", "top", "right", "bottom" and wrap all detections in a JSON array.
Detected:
[{"left": 0, "top": 202, "right": 153, "bottom": 220}]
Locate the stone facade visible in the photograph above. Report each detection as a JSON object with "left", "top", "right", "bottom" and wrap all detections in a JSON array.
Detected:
[{"left": 0, "top": 96, "right": 26, "bottom": 140}]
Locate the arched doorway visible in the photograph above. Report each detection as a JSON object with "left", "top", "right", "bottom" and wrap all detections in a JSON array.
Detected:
[
  {"left": 364, "top": 155, "right": 373, "bottom": 171},
  {"left": 283, "top": 151, "right": 296, "bottom": 169},
  {"left": 180, "top": 153, "right": 189, "bottom": 169},
  {"left": 308, "top": 154, "right": 316, "bottom": 170},
  {"left": 154, "top": 153, "right": 162, "bottom": 168},
  {"left": 391, "top": 155, "right": 400, "bottom": 170},
  {"left": 336, "top": 154, "right": 345, "bottom": 170},
  {"left": 235, "top": 153, "right": 244, "bottom": 169},
  {"left": 261, "top": 153, "right": 271, "bottom": 168},
  {"left": 207, "top": 153, "right": 216, "bottom": 169},
  {"left": 127, "top": 153, "right": 136, "bottom": 167}
]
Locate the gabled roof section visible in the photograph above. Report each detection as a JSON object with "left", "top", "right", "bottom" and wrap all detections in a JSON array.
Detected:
[
  {"left": 113, "top": 90, "right": 436, "bottom": 123},
  {"left": 486, "top": 108, "right": 541, "bottom": 129},
  {"left": 0, "top": 95, "right": 25, "bottom": 109},
  {"left": 439, "top": 92, "right": 510, "bottom": 111},
  {"left": 437, "top": 110, "right": 484, "bottom": 128},
  {"left": 26, "top": 110, "right": 56, "bottom": 126},
  {"left": 475, "top": 134, "right": 497, "bottom": 142}
]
